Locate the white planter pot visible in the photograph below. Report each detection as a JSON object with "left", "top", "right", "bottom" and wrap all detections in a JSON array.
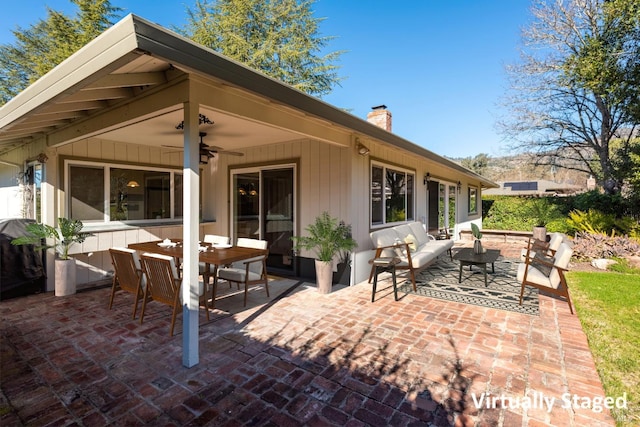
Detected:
[
  {"left": 55, "top": 258, "right": 77, "bottom": 296},
  {"left": 532, "top": 226, "right": 547, "bottom": 242},
  {"left": 315, "top": 259, "right": 333, "bottom": 294}
]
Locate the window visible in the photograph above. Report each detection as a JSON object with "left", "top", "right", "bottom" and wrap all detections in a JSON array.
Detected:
[
  {"left": 371, "top": 163, "right": 415, "bottom": 226},
  {"left": 468, "top": 186, "right": 478, "bottom": 214},
  {"left": 67, "top": 160, "right": 185, "bottom": 223}
]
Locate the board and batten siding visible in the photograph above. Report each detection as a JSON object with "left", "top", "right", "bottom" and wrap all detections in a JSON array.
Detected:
[{"left": 221, "top": 138, "right": 352, "bottom": 261}]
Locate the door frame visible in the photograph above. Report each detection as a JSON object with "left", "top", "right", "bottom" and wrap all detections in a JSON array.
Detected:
[{"left": 229, "top": 162, "right": 298, "bottom": 273}]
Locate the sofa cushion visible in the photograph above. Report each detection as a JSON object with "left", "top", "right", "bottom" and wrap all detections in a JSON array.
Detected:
[
  {"left": 370, "top": 228, "right": 401, "bottom": 257},
  {"left": 399, "top": 251, "right": 437, "bottom": 268},
  {"left": 517, "top": 263, "right": 553, "bottom": 288},
  {"left": 408, "top": 222, "right": 430, "bottom": 246}
]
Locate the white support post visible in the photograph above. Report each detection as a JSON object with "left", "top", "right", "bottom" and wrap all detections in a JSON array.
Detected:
[{"left": 182, "top": 101, "right": 200, "bottom": 368}]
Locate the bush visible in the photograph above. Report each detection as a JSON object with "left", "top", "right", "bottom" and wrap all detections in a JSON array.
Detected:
[
  {"left": 571, "top": 232, "right": 640, "bottom": 260},
  {"left": 482, "top": 196, "right": 567, "bottom": 232},
  {"left": 567, "top": 209, "right": 640, "bottom": 237}
]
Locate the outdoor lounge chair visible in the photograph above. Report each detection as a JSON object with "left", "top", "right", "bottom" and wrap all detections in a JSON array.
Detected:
[
  {"left": 518, "top": 241, "right": 574, "bottom": 314},
  {"left": 108, "top": 247, "right": 146, "bottom": 319},
  {"left": 520, "top": 232, "right": 565, "bottom": 261},
  {"left": 215, "top": 238, "right": 269, "bottom": 307},
  {"left": 140, "top": 253, "right": 206, "bottom": 336}
]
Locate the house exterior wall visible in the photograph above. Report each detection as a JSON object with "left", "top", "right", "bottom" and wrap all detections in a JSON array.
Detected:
[{"left": 1, "top": 128, "right": 487, "bottom": 290}]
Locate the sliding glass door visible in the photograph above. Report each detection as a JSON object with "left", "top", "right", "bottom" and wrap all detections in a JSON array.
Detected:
[
  {"left": 232, "top": 166, "right": 295, "bottom": 272},
  {"left": 427, "top": 181, "right": 457, "bottom": 238}
]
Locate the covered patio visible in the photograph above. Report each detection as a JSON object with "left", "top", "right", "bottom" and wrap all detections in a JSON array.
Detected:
[{"left": 0, "top": 241, "right": 614, "bottom": 426}]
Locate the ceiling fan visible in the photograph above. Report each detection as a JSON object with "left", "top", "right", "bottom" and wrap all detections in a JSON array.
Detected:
[{"left": 162, "top": 132, "right": 243, "bottom": 164}]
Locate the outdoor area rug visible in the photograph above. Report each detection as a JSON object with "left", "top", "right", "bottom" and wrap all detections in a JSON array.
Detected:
[{"left": 397, "top": 257, "right": 540, "bottom": 316}]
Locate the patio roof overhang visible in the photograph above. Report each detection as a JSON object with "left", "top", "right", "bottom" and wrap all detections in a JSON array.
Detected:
[{"left": 0, "top": 14, "right": 497, "bottom": 188}]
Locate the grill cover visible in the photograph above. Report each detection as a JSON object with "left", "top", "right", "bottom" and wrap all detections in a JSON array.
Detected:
[{"left": 0, "top": 218, "right": 46, "bottom": 299}]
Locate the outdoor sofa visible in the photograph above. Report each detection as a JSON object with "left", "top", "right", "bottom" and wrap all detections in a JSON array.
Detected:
[{"left": 369, "top": 222, "right": 454, "bottom": 291}]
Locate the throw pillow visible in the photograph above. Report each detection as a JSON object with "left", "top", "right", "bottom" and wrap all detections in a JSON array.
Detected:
[
  {"left": 531, "top": 239, "right": 549, "bottom": 252},
  {"left": 404, "top": 234, "right": 418, "bottom": 252},
  {"left": 531, "top": 252, "right": 555, "bottom": 277}
]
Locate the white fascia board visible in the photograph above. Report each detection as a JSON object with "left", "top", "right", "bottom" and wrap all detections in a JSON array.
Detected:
[{"left": 0, "top": 15, "right": 141, "bottom": 129}]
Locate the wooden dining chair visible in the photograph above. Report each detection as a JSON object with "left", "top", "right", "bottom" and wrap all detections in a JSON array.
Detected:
[
  {"left": 215, "top": 238, "right": 269, "bottom": 307},
  {"left": 108, "top": 247, "right": 145, "bottom": 319},
  {"left": 140, "top": 253, "right": 207, "bottom": 336},
  {"left": 200, "top": 234, "right": 231, "bottom": 286},
  {"left": 203, "top": 234, "right": 231, "bottom": 246}
]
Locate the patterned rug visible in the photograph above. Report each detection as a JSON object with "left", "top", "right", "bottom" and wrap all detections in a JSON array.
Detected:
[{"left": 397, "top": 257, "right": 539, "bottom": 315}]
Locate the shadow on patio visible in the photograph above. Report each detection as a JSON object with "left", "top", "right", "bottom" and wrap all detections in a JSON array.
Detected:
[{"left": 0, "top": 246, "right": 615, "bottom": 426}]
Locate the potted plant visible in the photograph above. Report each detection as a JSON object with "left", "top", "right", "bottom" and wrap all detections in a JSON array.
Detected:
[
  {"left": 530, "top": 198, "right": 551, "bottom": 242},
  {"left": 12, "top": 217, "right": 93, "bottom": 296},
  {"left": 471, "top": 223, "right": 485, "bottom": 254},
  {"left": 292, "top": 212, "right": 357, "bottom": 294},
  {"left": 335, "top": 221, "right": 354, "bottom": 286}
]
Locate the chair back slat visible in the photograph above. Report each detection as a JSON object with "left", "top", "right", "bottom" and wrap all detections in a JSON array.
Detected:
[
  {"left": 141, "top": 253, "right": 180, "bottom": 306},
  {"left": 108, "top": 247, "right": 145, "bottom": 317},
  {"left": 110, "top": 248, "right": 144, "bottom": 292}
]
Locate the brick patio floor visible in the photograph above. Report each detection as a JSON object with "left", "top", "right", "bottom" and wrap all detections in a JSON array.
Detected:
[{"left": 1, "top": 242, "right": 615, "bottom": 426}]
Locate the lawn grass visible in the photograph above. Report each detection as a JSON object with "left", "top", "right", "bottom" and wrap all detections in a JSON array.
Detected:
[{"left": 568, "top": 271, "right": 640, "bottom": 426}]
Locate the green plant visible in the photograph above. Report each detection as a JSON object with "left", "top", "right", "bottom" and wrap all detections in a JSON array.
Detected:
[
  {"left": 571, "top": 232, "right": 640, "bottom": 260},
  {"left": 11, "top": 217, "right": 93, "bottom": 260},
  {"left": 608, "top": 258, "right": 640, "bottom": 275},
  {"left": 470, "top": 223, "right": 482, "bottom": 240},
  {"left": 292, "top": 212, "right": 357, "bottom": 262},
  {"left": 567, "top": 209, "right": 639, "bottom": 237},
  {"left": 530, "top": 198, "right": 554, "bottom": 227}
]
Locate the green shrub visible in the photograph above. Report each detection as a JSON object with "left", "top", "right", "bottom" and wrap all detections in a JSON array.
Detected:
[
  {"left": 568, "top": 191, "right": 627, "bottom": 216},
  {"left": 608, "top": 257, "right": 640, "bottom": 274},
  {"left": 567, "top": 209, "right": 640, "bottom": 237},
  {"left": 482, "top": 196, "right": 567, "bottom": 232}
]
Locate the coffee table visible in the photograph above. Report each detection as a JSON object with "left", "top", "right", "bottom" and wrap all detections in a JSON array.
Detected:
[{"left": 453, "top": 248, "right": 501, "bottom": 287}]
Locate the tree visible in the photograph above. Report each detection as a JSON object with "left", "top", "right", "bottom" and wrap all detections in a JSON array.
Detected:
[
  {"left": 460, "top": 153, "right": 489, "bottom": 176},
  {"left": 500, "top": 0, "right": 640, "bottom": 194},
  {"left": 181, "top": 0, "right": 344, "bottom": 97},
  {"left": 0, "top": 0, "right": 121, "bottom": 105}
]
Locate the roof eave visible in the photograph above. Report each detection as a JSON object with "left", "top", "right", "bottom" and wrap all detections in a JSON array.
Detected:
[
  {"left": 0, "top": 15, "right": 142, "bottom": 130},
  {"left": 0, "top": 14, "right": 498, "bottom": 188}
]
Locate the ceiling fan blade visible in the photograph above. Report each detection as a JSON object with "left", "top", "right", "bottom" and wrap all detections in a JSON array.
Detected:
[{"left": 208, "top": 145, "right": 244, "bottom": 156}]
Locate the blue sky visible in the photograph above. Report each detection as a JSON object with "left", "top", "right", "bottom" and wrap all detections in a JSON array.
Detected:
[{"left": 1, "top": 0, "right": 532, "bottom": 158}]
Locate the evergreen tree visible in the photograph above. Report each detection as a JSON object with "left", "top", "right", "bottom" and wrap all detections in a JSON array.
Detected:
[
  {"left": 0, "top": 0, "right": 121, "bottom": 105},
  {"left": 182, "top": 0, "right": 343, "bottom": 97}
]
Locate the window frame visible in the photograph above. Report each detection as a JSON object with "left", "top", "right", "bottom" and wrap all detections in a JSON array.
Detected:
[
  {"left": 64, "top": 159, "right": 186, "bottom": 225},
  {"left": 370, "top": 161, "right": 415, "bottom": 228},
  {"left": 468, "top": 186, "right": 479, "bottom": 215}
]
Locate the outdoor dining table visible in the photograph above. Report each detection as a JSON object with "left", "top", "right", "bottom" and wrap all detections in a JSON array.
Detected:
[{"left": 127, "top": 239, "right": 268, "bottom": 308}]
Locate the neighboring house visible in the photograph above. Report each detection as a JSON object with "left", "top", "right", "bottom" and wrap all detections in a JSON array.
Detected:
[
  {"left": 0, "top": 14, "right": 497, "bottom": 293},
  {"left": 483, "top": 180, "right": 585, "bottom": 197}
]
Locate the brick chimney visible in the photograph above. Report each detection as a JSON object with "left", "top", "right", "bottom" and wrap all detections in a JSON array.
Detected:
[{"left": 367, "top": 105, "right": 392, "bottom": 132}]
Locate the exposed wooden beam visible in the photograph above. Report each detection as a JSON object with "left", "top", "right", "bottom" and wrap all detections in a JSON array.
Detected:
[
  {"left": 85, "top": 71, "right": 167, "bottom": 89},
  {"left": 46, "top": 78, "right": 189, "bottom": 146},
  {"left": 59, "top": 87, "right": 133, "bottom": 103},
  {"left": 38, "top": 101, "right": 106, "bottom": 114}
]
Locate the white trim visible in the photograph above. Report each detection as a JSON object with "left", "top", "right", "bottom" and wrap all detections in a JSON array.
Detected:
[
  {"left": 229, "top": 162, "right": 297, "bottom": 249},
  {"left": 64, "top": 158, "right": 184, "bottom": 225},
  {"left": 370, "top": 160, "right": 416, "bottom": 228}
]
